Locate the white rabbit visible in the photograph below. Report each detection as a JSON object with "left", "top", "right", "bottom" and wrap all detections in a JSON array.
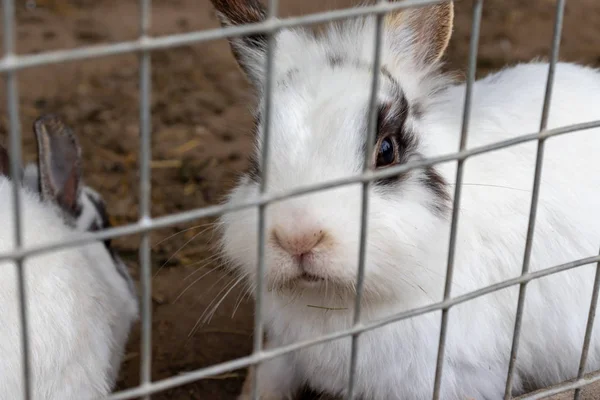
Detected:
[
  {"left": 212, "top": 0, "right": 600, "bottom": 399},
  {"left": 0, "top": 115, "right": 138, "bottom": 400}
]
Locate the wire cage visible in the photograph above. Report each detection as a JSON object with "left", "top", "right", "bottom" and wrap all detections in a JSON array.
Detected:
[{"left": 2, "top": 0, "right": 600, "bottom": 399}]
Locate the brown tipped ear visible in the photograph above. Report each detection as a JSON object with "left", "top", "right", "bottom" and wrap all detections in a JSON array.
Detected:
[
  {"left": 210, "top": 0, "right": 268, "bottom": 86},
  {"left": 385, "top": 1, "right": 454, "bottom": 65},
  {"left": 33, "top": 114, "right": 82, "bottom": 217},
  {"left": 0, "top": 145, "right": 9, "bottom": 177}
]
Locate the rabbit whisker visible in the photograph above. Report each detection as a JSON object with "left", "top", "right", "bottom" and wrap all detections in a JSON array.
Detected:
[
  {"left": 181, "top": 252, "right": 228, "bottom": 281},
  {"left": 174, "top": 263, "right": 229, "bottom": 303},
  {"left": 153, "top": 226, "right": 215, "bottom": 279},
  {"left": 152, "top": 221, "right": 220, "bottom": 248},
  {"left": 203, "top": 274, "right": 247, "bottom": 324},
  {"left": 450, "top": 182, "right": 530, "bottom": 193},
  {"left": 188, "top": 274, "right": 244, "bottom": 337},
  {"left": 232, "top": 279, "right": 254, "bottom": 318}
]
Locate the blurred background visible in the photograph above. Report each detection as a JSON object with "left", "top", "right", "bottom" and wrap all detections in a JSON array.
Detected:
[{"left": 0, "top": 0, "right": 599, "bottom": 399}]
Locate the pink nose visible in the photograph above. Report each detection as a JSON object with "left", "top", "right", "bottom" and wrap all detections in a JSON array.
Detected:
[{"left": 272, "top": 228, "right": 325, "bottom": 256}]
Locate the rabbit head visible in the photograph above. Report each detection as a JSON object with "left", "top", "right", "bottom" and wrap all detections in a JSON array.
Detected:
[
  {"left": 215, "top": 0, "right": 455, "bottom": 307},
  {"left": 22, "top": 115, "right": 110, "bottom": 232},
  {"left": 21, "top": 114, "right": 135, "bottom": 295}
]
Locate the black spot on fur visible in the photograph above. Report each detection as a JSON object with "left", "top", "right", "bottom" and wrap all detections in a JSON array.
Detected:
[
  {"left": 325, "top": 58, "right": 403, "bottom": 95},
  {"left": 380, "top": 66, "right": 402, "bottom": 96},
  {"left": 421, "top": 166, "right": 451, "bottom": 215},
  {"left": 111, "top": 249, "right": 136, "bottom": 296},
  {"left": 247, "top": 155, "right": 260, "bottom": 184},
  {"left": 327, "top": 53, "right": 345, "bottom": 67},
  {"left": 370, "top": 97, "right": 450, "bottom": 215},
  {"left": 81, "top": 188, "right": 135, "bottom": 294},
  {"left": 244, "top": 113, "right": 262, "bottom": 184},
  {"left": 85, "top": 191, "right": 113, "bottom": 249},
  {"left": 59, "top": 203, "right": 82, "bottom": 229},
  {"left": 85, "top": 192, "right": 110, "bottom": 228},
  {"left": 380, "top": 65, "right": 395, "bottom": 82},
  {"left": 411, "top": 102, "right": 425, "bottom": 119},
  {"left": 0, "top": 146, "right": 9, "bottom": 177},
  {"left": 371, "top": 97, "right": 416, "bottom": 186},
  {"left": 72, "top": 201, "right": 83, "bottom": 219},
  {"left": 277, "top": 68, "right": 299, "bottom": 87}
]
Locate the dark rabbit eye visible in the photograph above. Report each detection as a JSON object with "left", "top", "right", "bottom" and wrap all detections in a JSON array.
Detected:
[{"left": 376, "top": 137, "right": 396, "bottom": 167}]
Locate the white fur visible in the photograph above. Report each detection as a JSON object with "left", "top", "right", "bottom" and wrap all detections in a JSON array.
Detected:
[
  {"left": 0, "top": 178, "right": 138, "bottom": 400},
  {"left": 219, "top": 11, "right": 600, "bottom": 400}
]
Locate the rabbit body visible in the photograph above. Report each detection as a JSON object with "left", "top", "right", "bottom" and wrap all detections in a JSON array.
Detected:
[
  {"left": 244, "top": 62, "right": 600, "bottom": 400},
  {"left": 211, "top": 1, "right": 600, "bottom": 398},
  {"left": 0, "top": 182, "right": 136, "bottom": 399},
  {"left": 0, "top": 116, "right": 138, "bottom": 400}
]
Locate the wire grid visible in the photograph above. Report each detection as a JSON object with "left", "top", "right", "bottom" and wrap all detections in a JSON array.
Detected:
[{"left": 2, "top": 0, "right": 600, "bottom": 399}]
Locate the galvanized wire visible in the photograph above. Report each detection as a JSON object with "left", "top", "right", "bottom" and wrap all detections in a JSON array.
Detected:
[
  {"left": 251, "top": 0, "right": 279, "bottom": 398},
  {"left": 573, "top": 250, "right": 600, "bottom": 400},
  {"left": 519, "top": 372, "right": 600, "bottom": 400},
  {"left": 0, "top": 118, "right": 599, "bottom": 264},
  {"left": 431, "top": 1, "right": 483, "bottom": 398},
  {"left": 103, "top": 252, "right": 600, "bottom": 400},
  {"left": 138, "top": 0, "right": 153, "bottom": 397},
  {"left": 503, "top": 1, "right": 566, "bottom": 397},
  {"left": 1, "top": 0, "right": 599, "bottom": 399},
  {"left": 346, "top": 2, "right": 385, "bottom": 398},
  {"left": 3, "top": 0, "right": 32, "bottom": 398},
  {"left": 0, "top": 0, "right": 446, "bottom": 73}
]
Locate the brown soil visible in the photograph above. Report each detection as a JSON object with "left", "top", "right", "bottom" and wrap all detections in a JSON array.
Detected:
[{"left": 1, "top": 1, "right": 599, "bottom": 399}]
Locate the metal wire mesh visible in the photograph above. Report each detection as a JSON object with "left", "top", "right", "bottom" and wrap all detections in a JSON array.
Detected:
[
  {"left": 138, "top": 0, "right": 153, "bottom": 396},
  {"left": 2, "top": 0, "right": 600, "bottom": 399},
  {"left": 504, "top": 1, "right": 566, "bottom": 397}
]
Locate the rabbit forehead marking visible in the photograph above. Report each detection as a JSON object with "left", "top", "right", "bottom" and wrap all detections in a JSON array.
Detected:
[
  {"left": 373, "top": 100, "right": 450, "bottom": 215},
  {"left": 371, "top": 98, "right": 414, "bottom": 186},
  {"left": 421, "top": 166, "right": 450, "bottom": 215},
  {"left": 247, "top": 66, "right": 411, "bottom": 184}
]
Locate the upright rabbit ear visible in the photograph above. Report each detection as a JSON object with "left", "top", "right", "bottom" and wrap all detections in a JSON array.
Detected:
[
  {"left": 210, "top": 0, "right": 268, "bottom": 87},
  {"left": 385, "top": 1, "right": 454, "bottom": 66},
  {"left": 33, "top": 114, "right": 82, "bottom": 217},
  {"left": 0, "top": 145, "right": 9, "bottom": 177}
]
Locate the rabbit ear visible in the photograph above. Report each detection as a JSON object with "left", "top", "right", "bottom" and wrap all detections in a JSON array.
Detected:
[
  {"left": 33, "top": 114, "right": 82, "bottom": 217},
  {"left": 0, "top": 144, "right": 9, "bottom": 177},
  {"left": 210, "top": 0, "right": 268, "bottom": 87},
  {"left": 385, "top": 1, "right": 454, "bottom": 66}
]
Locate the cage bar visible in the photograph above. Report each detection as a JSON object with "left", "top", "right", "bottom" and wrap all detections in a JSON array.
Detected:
[
  {"left": 0, "top": 118, "right": 599, "bottom": 265},
  {"left": 103, "top": 252, "right": 600, "bottom": 399},
  {"left": 251, "top": 0, "right": 279, "bottom": 398},
  {"left": 520, "top": 373, "right": 600, "bottom": 400},
  {"left": 3, "top": 0, "right": 32, "bottom": 398},
  {"left": 0, "top": 0, "right": 446, "bottom": 74},
  {"left": 138, "top": 0, "right": 153, "bottom": 397},
  {"left": 346, "top": 1, "right": 386, "bottom": 397},
  {"left": 573, "top": 250, "right": 600, "bottom": 400},
  {"left": 431, "top": 1, "right": 483, "bottom": 398},
  {"left": 0, "top": 0, "right": 598, "bottom": 399},
  {"left": 503, "top": 1, "right": 566, "bottom": 397}
]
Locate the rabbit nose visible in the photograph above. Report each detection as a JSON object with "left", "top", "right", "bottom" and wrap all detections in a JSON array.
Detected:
[{"left": 271, "top": 228, "right": 326, "bottom": 256}]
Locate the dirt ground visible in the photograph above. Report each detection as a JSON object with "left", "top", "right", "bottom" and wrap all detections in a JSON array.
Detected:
[{"left": 1, "top": 0, "right": 600, "bottom": 399}]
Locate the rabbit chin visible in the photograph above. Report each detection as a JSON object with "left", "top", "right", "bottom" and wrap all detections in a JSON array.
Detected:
[
  {"left": 256, "top": 253, "right": 348, "bottom": 297},
  {"left": 255, "top": 254, "right": 394, "bottom": 308}
]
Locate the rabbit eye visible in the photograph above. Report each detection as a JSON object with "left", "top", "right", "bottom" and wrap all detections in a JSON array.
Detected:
[{"left": 376, "top": 137, "right": 396, "bottom": 168}]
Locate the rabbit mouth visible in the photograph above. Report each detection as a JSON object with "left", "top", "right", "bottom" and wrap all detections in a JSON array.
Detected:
[
  {"left": 268, "top": 270, "right": 330, "bottom": 292},
  {"left": 299, "top": 272, "right": 324, "bottom": 282}
]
